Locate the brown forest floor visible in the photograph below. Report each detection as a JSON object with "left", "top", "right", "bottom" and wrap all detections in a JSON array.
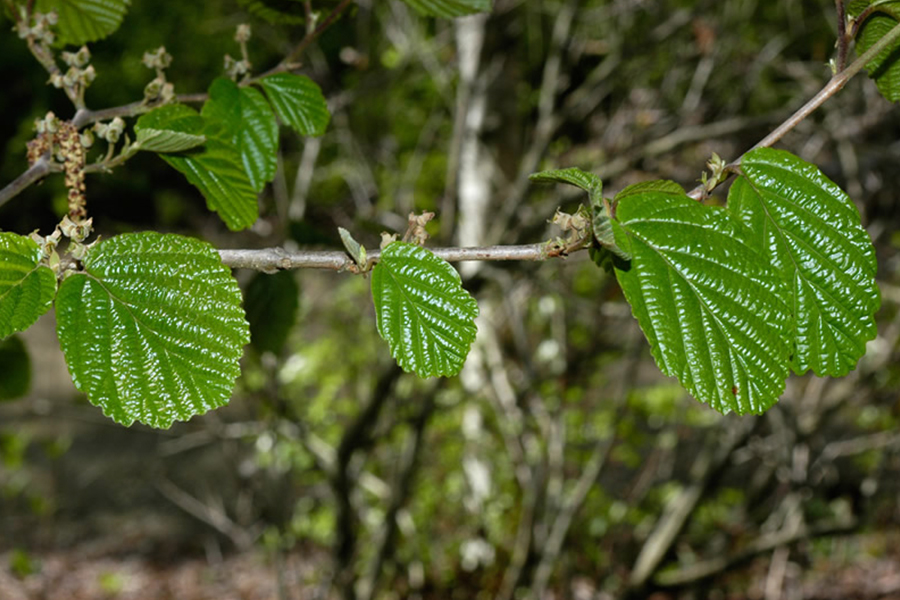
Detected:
[{"left": 1, "top": 543, "right": 899, "bottom": 600}]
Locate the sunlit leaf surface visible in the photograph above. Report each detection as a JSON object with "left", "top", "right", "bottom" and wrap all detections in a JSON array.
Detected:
[
  {"left": 56, "top": 232, "right": 250, "bottom": 428},
  {"left": 371, "top": 242, "right": 478, "bottom": 377},
  {"left": 729, "top": 148, "right": 879, "bottom": 376},
  {"left": 0, "top": 233, "right": 56, "bottom": 339},
  {"left": 612, "top": 183, "right": 791, "bottom": 414},
  {"left": 202, "top": 78, "right": 279, "bottom": 192}
]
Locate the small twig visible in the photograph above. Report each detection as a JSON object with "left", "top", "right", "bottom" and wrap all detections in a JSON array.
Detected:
[
  {"left": 628, "top": 418, "right": 759, "bottom": 591},
  {"left": 155, "top": 478, "right": 259, "bottom": 550},
  {"left": 653, "top": 517, "right": 858, "bottom": 588},
  {"left": 330, "top": 365, "right": 402, "bottom": 600},
  {"left": 357, "top": 390, "right": 436, "bottom": 600},
  {"left": 488, "top": 0, "right": 577, "bottom": 244},
  {"left": 256, "top": 0, "right": 356, "bottom": 80},
  {"left": 835, "top": 0, "right": 850, "bottom": 71},
  {"left": 687, "top": 18, "right": 900, "bottom": 200}
]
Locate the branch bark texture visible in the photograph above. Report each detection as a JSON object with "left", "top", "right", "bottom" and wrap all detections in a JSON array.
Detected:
[{"left": 218, "top": 243, "right": 554, "bottom": 272}]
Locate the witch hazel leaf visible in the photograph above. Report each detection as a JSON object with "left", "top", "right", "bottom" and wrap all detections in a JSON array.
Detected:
[
  {"left": 371, "top": 242, "right": 478, "bottom": 377},
  {"left": 237, "top": 86, "right": 279, "bottom": 191},
  {"left": 0, "top": 233, "right": 57, "bottom": 339},
  {"left": 134, "top": 128, "right": 206, "bottom": 153},
  {"left": 529, "top": 168, "right": 602, "bottom": 201},
  {"left": 135, "top": 103, "right": 259, "bottom": 230},
  {"left": 728, "top": 148, "right": 880, "bottom": 377},
  {"left": 612, "top": 183, "right": 791, "bottom": 415},
  {"left": 203, "top": 78, "right": 279, "bottom": 192},
  {"left": 258, "top": 73, "right": 330, "bottom": 137},
  {"left": 55, "top": 232, "right": 250, "bottom": 428},
  {"left": 36, "top": 0, "right": 131, "bottom": 45}
]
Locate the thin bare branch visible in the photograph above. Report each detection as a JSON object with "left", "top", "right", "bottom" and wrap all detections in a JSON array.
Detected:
[
  {"left": 688, "top": 18, "right": 900, "bottom": 200},
  {"left": 835, "top": 0, "right": 850, "bottom": 71},
  {"left": 218, "top": 242, "right": 560, "bottom": 272},
  {"left": 255, "top": 0, "right": 356, "bottom": 80},
  {"left": 628, "top": 418, "right": 759, "bottom": 591},
  {"left": 653, "top": 517, "right": 858, "bottom": 588},
  {"left": 0, "top": 157, "right": 59, "bottom": 209}
]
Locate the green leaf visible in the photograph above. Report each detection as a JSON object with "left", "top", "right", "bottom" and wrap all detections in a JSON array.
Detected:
[
  {"left": 258, "top": 73, "right": 330, "bottom": 137},
  {"left": 244, "top": 270, "right": 299, "bottom": 354},
  {"left": 36, "top": 0, "right": 130, "bottom": 45},
  {"left": 134, "top": 128, "right": 206, "bottom": 153},
  {"left": 371, "top": 242, "right": 479, "bottom": 377},
  {"left": 400, "top": 0, "right": 491, "bottom": 18},
  {"left": 612, "top": 183, "right": 791, "bottom": 415},
  {"left": 238, "top": 86, "right": 279, "bottom": 191},
  {"left": 135, "top": 104, "right": 259, "bottom": 231},
  {"left": 202, "top": 78, "right": 279, "bottom": 192},
  {"left": 529, "top": 168, "right": 602, "bottom": 200},
  {"left": 728, "top": 148, "right": 879, "bottom": 376},
  {"left": 0, "top": 336, "right": 31, "bottom": 401},
  {"left": 55, "top": 232, "right": 250, "bottom": 428},
  {"left": 0, "top": 233, "right": 56, "bottom": 339}
]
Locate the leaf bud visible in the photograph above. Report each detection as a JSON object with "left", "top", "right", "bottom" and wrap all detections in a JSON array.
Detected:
[
  {"left": 235, "top": 23, "right": 251, "bottom": 43},
  {"left": 35, "top": 112, "right": 59, "bottom": 135},
  {"left": 82, "top": 65, "right": 96, "bottom": 85},
  {"left": 74, "top": 45, "right": 91, "bottom": 67},
  {"left": 142, "top": 46, "right": 172, "bottom": 70},
  {"left": 143, "top": 76, "right": 163, "bottom": 101},
  {"left": 111, "top": 118, "right": 125, "bottom": 131},
  {"left": 93, "top": 122, "right": 109, "bottom": 139},
  {"left": 80, "top": 129, "right": 94, "bottom": 149},
  {"left": 63, "top": 67, "right": 79, "bottom": 88}
]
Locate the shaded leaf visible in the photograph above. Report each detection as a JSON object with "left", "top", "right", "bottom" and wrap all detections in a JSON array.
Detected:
[
  {"left": 0, "top": 232, "right": 56, "bottom": 339},
  {"left": 0, "top": 336, "right": 31, "bottom": 401},
  {"left": 400, "top": 0, "right": 491, "bottom": 18},
  {"left": 258, "top": 73, "right": 330, "bottom": 137},
  {"left": 244, "top": 270, "right": 299, "bottom": 354},
  {"left": 371, "top": 242, "right": 478, "bottom": 377},
  {"left": 238, "top": 87, "right": 279, "bottom": 190},
  {"left": 135, "top": 128, "right": 206, "bottom": 153},
  {"left": 36, "top": 0, "right": 130, "bottom": 45},
  {"left": 203, "top": 78, "right": 279, "bottom": 192},
  {"left": 55, "top": 232, "right": 250, "bottom": 428},
  {"left": 612, "top": 183, "right": 791, "bottom": 414},
  {"left": 728, "top": 148, "right": 879, "bottom": 376},
  {"left": 529, "top": 168, "right": 602, "bottom": 200},
  {"left": 136, "top": 103, "right": 259, "bottom": 231}
]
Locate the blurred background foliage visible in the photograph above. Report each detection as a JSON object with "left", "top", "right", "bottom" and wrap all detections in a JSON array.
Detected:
[{"left": 2, "top": 0, "right": 900, "bottom": 598}]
